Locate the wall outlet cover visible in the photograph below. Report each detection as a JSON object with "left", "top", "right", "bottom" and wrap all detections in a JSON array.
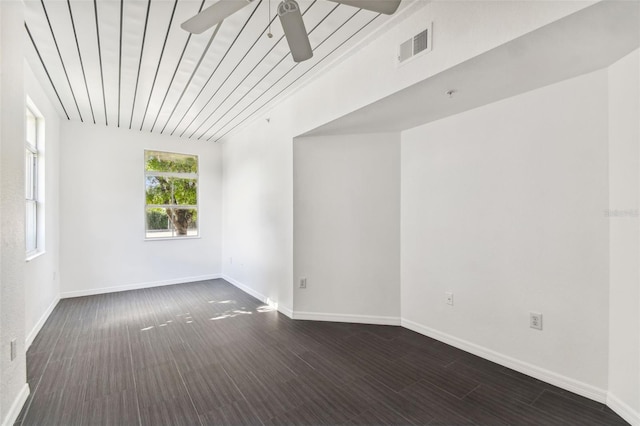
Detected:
[{"left": 530, "top": 312, "right": 543, "bottom": 330}]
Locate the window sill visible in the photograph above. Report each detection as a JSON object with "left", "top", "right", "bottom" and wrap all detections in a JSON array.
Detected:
[
  {"left": 144, "top": 236, "right": 201, "bottom": 242},
  {"left": 26, "top": 250, "right": 46, "bottom": 262}
]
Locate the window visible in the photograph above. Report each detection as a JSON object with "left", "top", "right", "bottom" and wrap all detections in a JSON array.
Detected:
[
  {"left": 145, "top": 150, "right": 199, "bottom": 239},
  {"left": 25, "top": 104, "right": 44, "bottom": 258}
]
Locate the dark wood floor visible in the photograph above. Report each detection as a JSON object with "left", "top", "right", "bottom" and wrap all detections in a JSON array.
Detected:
[{"left": 16, "top": 279, "right": 627, "bottom": 426}]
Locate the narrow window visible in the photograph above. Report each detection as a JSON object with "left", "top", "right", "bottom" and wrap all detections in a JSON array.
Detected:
[
  {"left": 144, "top": 150, "right": 199, "bottom": 239},
  {"left": 25, "top": 104, "right": 44, "bottom": 257}
]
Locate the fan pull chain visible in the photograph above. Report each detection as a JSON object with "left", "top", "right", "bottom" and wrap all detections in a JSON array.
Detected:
[{"left": 267, "top": 0, "right": 273, "bottom": 38}]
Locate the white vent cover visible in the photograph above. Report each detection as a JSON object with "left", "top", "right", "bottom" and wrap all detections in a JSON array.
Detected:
[
  {"left": 398, "top": 39, "right": 413, "bottom": 62},
  {"left": 398, "top": 24, "right": 432, "bottom": 64}
]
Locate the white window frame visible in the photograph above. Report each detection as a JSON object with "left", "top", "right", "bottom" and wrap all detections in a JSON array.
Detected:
[
  {"left": 144, "top": 150, "right": 200, "bottom": 241},
  {"left": 25, "top": 99, "right": 45, "bottom": 260}
]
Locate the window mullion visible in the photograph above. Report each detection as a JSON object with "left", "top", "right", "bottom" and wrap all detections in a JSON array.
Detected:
[
  {"left": 145, "top": 171, "right": 197, "bottom": 179},
  {"left": 147, "top": 204, "right": 198, "bottom": 209}
]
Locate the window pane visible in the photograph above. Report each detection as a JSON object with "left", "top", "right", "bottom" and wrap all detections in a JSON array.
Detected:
[
  {"left": 146, "top": 208, "right": 197, "bottom": 239},
  {"left": 26, "top": 200, "right": 37, "bottom": 252},
  {"left": 146, "top": 177, "right": 197, "bottom": 206},
  {"left": 172, "top": 178, "right": 197, "bottom": 205},
  {"left": 145, "top": 151, "right": 198, "bottom": 173},
  {"left": 145, "top": 176, "right": 171, "bottom": 205},
  {"left": 26, "top": 108, "right": 37, "bottom": 146},
  {"left": 25, "top": 150, "right": 34, "bottom": 199},
  {"left": 168, "top": 208, "right": 198, "bottom": 236},
  {"left": 146, "top": 208, "right": 170, "bottom": 238}
]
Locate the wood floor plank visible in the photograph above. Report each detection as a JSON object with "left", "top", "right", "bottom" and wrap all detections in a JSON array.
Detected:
[
  {"left": 33, "top": 357, "right": 76, "bottom": 396},
  {"left": 532, "top": 390, "right": 629, "bottom": 426},
  {"left": 347, "top": 375, "right": 436, "bottom": 424},
  {"left": 361, "top": 357, "right": 423, "bottom": 392},
  {"left": 180, "top": 363, "right": 245, "bottom": 414},
  {"left": 295, "top": 369, "right": 372, "bottom": 419},
  {"left": 19, "top": 279, "right": 629, "bottom": 426},
  {"left": 540, "top": 384, "right": 613, "bottom": 413},
  {"left": 396, "top": 356, "right": 481, "bottom": 399},
  {"left": 462, "top": 384, "right": 568, "bottom": 426},
  {"left": 134, "top": 362, "right": 194, "bottom": 409},
  {"left": 347, "top": 403, "right": 414, "bottom": 426},
  {"left": 223, "top": 369, "right": 300, "bottom": 420},
  {"left": 138, "top": 396, "right": 201, "bottom": 426},
  {"left": 199, "top": 399, "right": 262, "bottom": 426},
  {"left": 80, "top": 390, "right": 139, "bottom": 426},
  {"left": 21, "top": 384, "right": 87, "bottom": 426},
  {"left": 84, "top": 351, "right": 136, "bottom": 401},
  {"left": 444, "top": 359, "right": 546, "bottom": 404},
  {"left": 398, "top": 380, "right": 479, "bottom": 425},
  {"left": 25, "top": 351, "right": 49, "bottom": 383},
  {"left": 296, "top": 350, "right": 364, "bottom": 385},
  {"left": 264, "top": 397, "right": 354, "bottom": 426}
]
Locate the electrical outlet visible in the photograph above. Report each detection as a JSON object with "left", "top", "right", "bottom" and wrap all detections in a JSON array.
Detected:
[
  {"left": 10, "top": 339, "right": 16, "bottom": 361},
  {"left": 229, "top": 257, "right": 233, "bottom": 264},
  {"left": 299, "top": 278, "right": 307, "bottom": 289},
  {"left": 530, "top": 312, "right": 543, "bottom": 330},
  {"left": 445, "top": 292, "right": 454, "bottom": 306}
]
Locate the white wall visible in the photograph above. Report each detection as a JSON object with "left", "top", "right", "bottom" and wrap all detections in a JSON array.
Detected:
[
  {"left": 0, "top": 1, "right": 29, "bottom": 424},
  {"left": 293, "top": 133, "right": 400, "bottom": 322},
  {"left": 24, "top": 63, "right": 62, "bottom": 348},
  {"left": 59, "top": 121, "right": 222, "bottom": 297},
  {"left": 401, "top": 69, "right": 610, "bottom": 396},
  {"left": 607, "top": 48, "right": 640, "bottom": 424},
  {"left": 221, "top": 0, "right": 591, "bottom": 317},
  {"left": 222, "top": 116, "right": 295, "bottom": 314}
]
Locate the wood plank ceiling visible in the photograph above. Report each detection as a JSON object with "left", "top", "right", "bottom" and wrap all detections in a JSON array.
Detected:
[{"left": 24, "top": 0, "right": 400, "bottom": 142}]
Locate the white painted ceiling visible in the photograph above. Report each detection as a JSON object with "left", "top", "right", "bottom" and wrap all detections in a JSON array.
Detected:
[{"left": 24, "top": 0, "right": 403, "bottom": 141}]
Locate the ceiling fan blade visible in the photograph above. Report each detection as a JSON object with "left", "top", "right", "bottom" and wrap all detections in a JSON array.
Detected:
[
  {"left": 181, "top": 0, "right": 253, "bottom": 34},
  {"left": 327, "top": 0, "right": 401, "bottom": 15},
  {"left": 278, "top": 0, "right": 313, "bottom": 63}
]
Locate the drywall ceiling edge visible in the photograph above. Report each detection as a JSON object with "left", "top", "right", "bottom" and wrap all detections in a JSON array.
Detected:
[{"left": 302, "top": 0, "right": 640, "bottom": 138}]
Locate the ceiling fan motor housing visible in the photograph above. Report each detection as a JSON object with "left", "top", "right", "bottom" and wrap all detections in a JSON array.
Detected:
[
  {"left": 277, "top": 0, "right": 313, "bottom": 62},
  {"left": 277, "top": 0, "right": 301, "bottom": 17}
]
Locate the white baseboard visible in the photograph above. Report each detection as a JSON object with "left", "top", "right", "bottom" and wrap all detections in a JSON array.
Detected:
[
  {"left": 221, "top": 274, "right": 269, "bottom": 304},
  {"left": 401, "top": 318, "right": 608, "bottom": 404},
  {"left": 26, "top": 296, "right": 60, "bottom": 350},
  {"left": 220, "top": 276, "right": 397, "bottom": 325},
  {"left": 221, "top": 275, "right": 293, "bottom": 318},
  {"left": 278, "top": 305, "right": 294, "bottom": 319},
  {"left": 294, "top": 311, "right": 401, "bottom": 326},
  {"left": 60, "top": 274, "right": 222, "bottom": 298},
  {"left": 607, "top": 392, "right": 640, "bottom": 426},
  {"left": 1, "top": 383, "right": 30, "bottom": 426}
]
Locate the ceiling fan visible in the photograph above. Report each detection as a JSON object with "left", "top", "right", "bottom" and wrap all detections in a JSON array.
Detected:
[{"left": 181, "top": 0, "right": 402, "bottom": 62}]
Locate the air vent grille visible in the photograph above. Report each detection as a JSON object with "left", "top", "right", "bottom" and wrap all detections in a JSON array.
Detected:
[
  {"left": 413, "top": 29, "right": 429, "bottom": 55},
  {"left": 398, "top": 24, "right": 432, "bottom": 64}
]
